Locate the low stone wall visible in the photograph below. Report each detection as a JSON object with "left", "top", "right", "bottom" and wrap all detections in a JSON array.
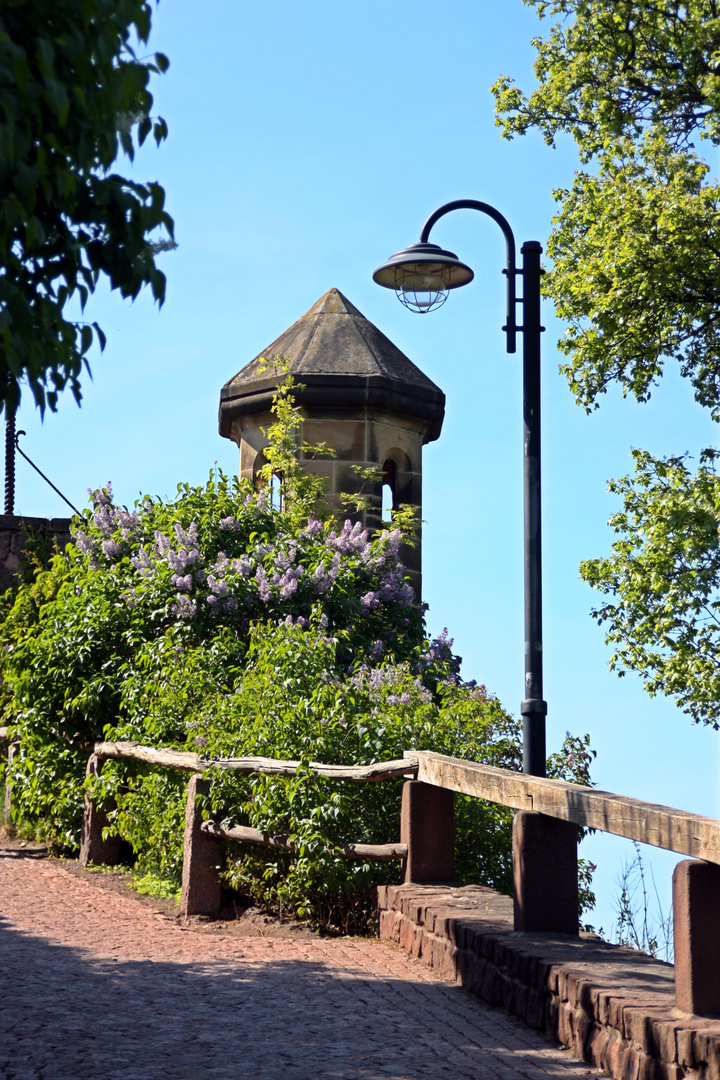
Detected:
[
  {"left": 378, "top": 883, "right": 720, "bottom": 1080},
  {"left": 0, "top": 515, "right": 71, "bottom": 592}
]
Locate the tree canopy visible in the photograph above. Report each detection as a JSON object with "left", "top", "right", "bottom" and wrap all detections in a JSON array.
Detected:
[
  {"left": 0, "top": 0, "right": 173, "bottom": 415},
  {"left": 492, "top": 0, "right": 720, "bottom": 416},
  {"left": 492, "top": 1, "right": 720, "bottom": 724}
]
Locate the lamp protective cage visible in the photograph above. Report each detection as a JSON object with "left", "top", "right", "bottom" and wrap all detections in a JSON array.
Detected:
[{"left": 372, "top": 242, "right": 474, "bottom": 314}]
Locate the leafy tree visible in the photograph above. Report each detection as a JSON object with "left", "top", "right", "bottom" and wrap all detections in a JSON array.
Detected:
[
  {"left": 492, "top": 1, "right": 720, "bottom": 720},
  {"left": 0, "top": 0, "right": 173, "bottom": 415},
  {"left": 581, "top": 449, "right": 720, "bottom": 728}
]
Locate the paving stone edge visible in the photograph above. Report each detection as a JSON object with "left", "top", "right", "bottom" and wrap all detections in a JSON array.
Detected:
[{"left": 377, "top": 883, "right": 720, "bottom": 1080}]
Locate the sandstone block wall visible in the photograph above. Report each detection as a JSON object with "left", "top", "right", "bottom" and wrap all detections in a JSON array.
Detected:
[
  {"left": 378, "top": 883, "right": 720, "bottom": 1080},
  {"left": 0, "top": 515, "right": 71, "bottom": 592}
]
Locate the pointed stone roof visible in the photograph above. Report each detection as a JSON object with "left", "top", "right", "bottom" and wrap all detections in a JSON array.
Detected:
[{"left": 219, "top": 288, "right": 445, "bottom": 442}]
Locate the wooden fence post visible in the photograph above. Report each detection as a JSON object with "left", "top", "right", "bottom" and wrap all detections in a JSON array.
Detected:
[
  {"left": 400, "top": 780, "right": 455, "bottom": 884},
  {"left": 79, "top": 753, "right": 122, "bottom": 867},
  {"left": 180, "top": 775, "right": 222, "bottom": 918},
  {"left": 513, "top": 810, "right": 578, "bottom": 934},
  {"left": 673, "top": 859, "right": 720, "bottom": 1014}
]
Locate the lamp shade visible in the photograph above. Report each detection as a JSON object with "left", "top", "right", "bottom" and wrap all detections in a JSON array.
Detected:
[{"left": 373, "top": 242, "right": 473, "bottom": 313}]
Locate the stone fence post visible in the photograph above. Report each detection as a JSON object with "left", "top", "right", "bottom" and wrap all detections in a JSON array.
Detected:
[
  {"left": 513, "top": 811, "right": 578, "bottom": 934},
  {"left": 4, "top": 739, "right": 19, "bottom": 822},
  {"left": 180, "top": 774, "right": 222, "bottom": 918},
  {"left": 673, "top": 859, "right": 720, "bottom": 1014},
  {"left": 79, "top": 753, "right": 122, "bottom": 867},
  {"left": 400, "top": 780, "right": 455, "bottom": 884}
]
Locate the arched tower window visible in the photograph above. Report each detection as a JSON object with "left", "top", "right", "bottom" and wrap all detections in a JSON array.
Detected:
[
  {"left": 253, "top": 451, "right": 283, "bottom": 510},
  {"left": 381, "top": 459, "right": 397, "bottom": 523},
  {"left": 269, "top": 471, "right": 283, "bottom": 511}
]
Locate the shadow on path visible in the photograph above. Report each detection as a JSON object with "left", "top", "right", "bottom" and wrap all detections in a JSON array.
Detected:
[{"left": 0, "top": 915, "right": 596, "bottom": 1080}]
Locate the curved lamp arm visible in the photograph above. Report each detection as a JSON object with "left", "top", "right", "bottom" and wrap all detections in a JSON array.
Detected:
[{"left": 419, "top": 199, "right": 519, "bottom": 353}]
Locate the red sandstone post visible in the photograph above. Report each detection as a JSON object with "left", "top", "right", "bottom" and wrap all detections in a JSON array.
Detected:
[
  {"left": 673, "top": 859, "right": 720, "bottom": 1014},
  {"left": 4, "top": 739, "right": 19, "bottom": 822},
  {"left": 512, "top": 811, "right": 578, "bottom": 934},
  {"left": 400, "top": 780, "right": 455, "bottom": 884},
  {"left": 180, "top": 774, "right": 222, "bottom": 918},
  {"left": 79, "top": 753, "right": 122, "bottom": 867}
]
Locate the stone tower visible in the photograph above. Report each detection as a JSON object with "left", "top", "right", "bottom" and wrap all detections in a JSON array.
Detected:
[{"left": 218, "top": 288, "right": 444, "bottom": 594}]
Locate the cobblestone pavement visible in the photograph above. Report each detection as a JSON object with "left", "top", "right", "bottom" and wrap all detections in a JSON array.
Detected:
[{"left": 0, "top": 846, "right": 604, "bottom": 1080}]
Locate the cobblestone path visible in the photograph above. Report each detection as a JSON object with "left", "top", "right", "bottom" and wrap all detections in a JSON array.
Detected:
[{"left": 0, "top": 845, "right": 603, "bottom": 1080}]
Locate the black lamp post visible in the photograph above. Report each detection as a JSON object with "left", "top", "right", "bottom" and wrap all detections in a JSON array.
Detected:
[{"left": 373, "top": 199, "right": 547, "bottom": 777}]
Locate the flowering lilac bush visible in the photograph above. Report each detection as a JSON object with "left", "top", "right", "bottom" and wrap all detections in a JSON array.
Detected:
[
  {"left": 94, "top": 615, "right": 528, "bottom": 933},
  {"left": 0, "top": 468, "right": 427, "bottom": 845},
  {"left": 0, "top": 373, "right": 595, "bottom": 930}
]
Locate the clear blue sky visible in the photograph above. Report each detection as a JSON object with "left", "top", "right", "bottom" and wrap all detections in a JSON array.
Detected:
[{"left": 14, "top": 0, "right": 718, "bottom": 935}]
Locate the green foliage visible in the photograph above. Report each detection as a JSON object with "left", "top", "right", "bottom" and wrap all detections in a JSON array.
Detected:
[
  {"left": 0, "top": 0, "right": 173, "bottom": 414},
  {"left": 97, "top": 618, "right": 540, "bottom": 933},
  {"left": 492, "top": 1, "right": 720, "bottom": 418},
  {"left": 1, "top": 374, "right": 594, "bottom": 931},
  {"left": 546, "top": 134, "right": 720, "bottom": 418},
  {"left": 581, "top": 449, "right": 720, "bottom": 727},
  {"left": 492, "top": 1, "right": 720, "bottom": 156},
  {"left": 492, "top": 2, "right": 720, "bottom": 718}
]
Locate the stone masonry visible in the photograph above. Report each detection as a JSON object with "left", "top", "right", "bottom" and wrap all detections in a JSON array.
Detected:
[
  {"left": 378, "top": 883, "right": 720, "bottom": 1080},
  {"left": 0, "top": 513, "right": 71, "bottom": 591},
  {"left": 218, "top": 288, "right": 446, "bottom": 596}
]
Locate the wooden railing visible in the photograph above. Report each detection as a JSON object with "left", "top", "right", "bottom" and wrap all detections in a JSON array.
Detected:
[
  {"left": 411, "top": 750, "right": 720, "bottom": 864},
  {"left": 7, "top": 734, "right": 720, "bottom": 1017}
]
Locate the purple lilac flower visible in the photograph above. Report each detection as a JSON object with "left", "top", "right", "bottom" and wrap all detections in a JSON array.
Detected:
[
  {"left": 93, "top": 505, "right": 115, "bottom": 537},
  {"left": 361, "top": 591, "right": 379, "bottom": 612},
  {"left": 116, "top": 509, "right": 139, "bottom": 538},
  {"left": 171, "top": 573, "right": 193, "bottom": 592},
  {"left": 101, "top": 539, "right": 123, "bottom": 559},
  {"left": 154, "top": 532, "right": 171, "bottom": 556},
  {"left": 385, "top": 529, "right": 402, "bottom": 557},
  {"left": 255, "top": 565, "right": 272, "bottom": 602},
  {"left": 232, "top": 554, "right": 253, "bottom": 577},
  {"left": 207, "top": 575, "right": 229, "bottom": 598},
  {"left": 172, "top": 595, "right": 197, "bottom": 619},
  {"left": 278, "top": 566, "right": 300, "bottom": 599},
  {"left": 274, "top": 552, "right": 291, "bottom": 572},
  {"left": 223, "top": 597, "right": 238, "bottom": 612},
  {"left": 89, "top": 482, "right": 113, "bottom": 508},
  {"left": 327, "top": 520, "right": 370, "bottom": 555},
  {"left": 73, "top": 531, "right": 96, "bottom": 558},
  {"left": 219, "top": 516, "right": 241, "bottom": 531},
  {"left": 302, "top": 519, "right": 322, "bottom": 539},
  {"left": 173, "top": 521, "right": 199, "bottom": 547},
  {"left": 311, "top": 564, "right": 329, "bottom": 594}
]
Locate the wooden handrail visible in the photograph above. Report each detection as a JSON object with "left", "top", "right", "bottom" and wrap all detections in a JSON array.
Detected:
[
  {"left": 93, "top": 741, "right": 419, "bottom": 782},
  {"left": 89, "top": 741, "right": 720, "bottom": 864},
  {"left": 200, "top": 821, "right": 407, "bottom": 861},
  {"left": 408, "top": 750, "right": 720, "bottom": 865}
]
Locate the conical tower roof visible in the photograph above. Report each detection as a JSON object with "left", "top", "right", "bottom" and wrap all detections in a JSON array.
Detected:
[{"left": 219, "top": 288, "right": 445, "bottom": 442}]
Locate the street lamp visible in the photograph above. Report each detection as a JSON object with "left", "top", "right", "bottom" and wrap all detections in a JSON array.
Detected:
[{"left": 373, "top": 199, "right": 546, "bottom": 777}]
